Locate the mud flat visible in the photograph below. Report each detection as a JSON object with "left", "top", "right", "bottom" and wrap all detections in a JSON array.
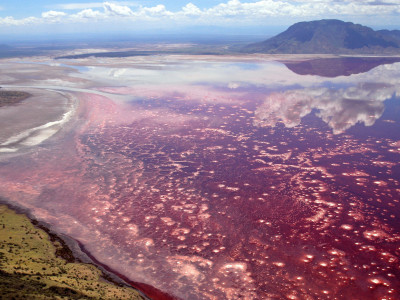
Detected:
[{"left": 0, "top": 88, "right": 76, "bottom": 154}]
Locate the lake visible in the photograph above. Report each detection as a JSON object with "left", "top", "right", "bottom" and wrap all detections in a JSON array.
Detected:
[{"left": 0, "top": 55, "right": 399, "bottom": 299}]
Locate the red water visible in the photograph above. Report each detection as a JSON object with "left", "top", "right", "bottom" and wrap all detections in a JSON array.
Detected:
[{"left": 1, "top": 60, "right": 400, "bottom": 299}]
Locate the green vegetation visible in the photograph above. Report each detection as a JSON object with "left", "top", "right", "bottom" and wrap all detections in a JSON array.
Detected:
[
  {"left": 0, "top": 90, "right": 31, "bottom": 107},
  {"left": 0, "top": 205, "right": 144, "bottom": 300}
]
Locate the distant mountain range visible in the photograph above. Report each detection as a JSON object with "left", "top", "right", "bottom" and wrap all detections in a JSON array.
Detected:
[
  {"left": 0, "top": 44, "right": 43, "bottom": 58},
  {"left": 244, "top": 19, "right": 400, "bottom": 54}
]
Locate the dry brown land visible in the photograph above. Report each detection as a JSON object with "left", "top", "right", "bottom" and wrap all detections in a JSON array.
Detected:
[{"left": 0, "top": 205, "right": 144, "bottom": 300}]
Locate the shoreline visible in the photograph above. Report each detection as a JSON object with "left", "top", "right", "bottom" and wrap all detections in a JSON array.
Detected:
[
  {"left": 0, "top": 86, "right": 171, "bottom": 298},
  {"left": 0, "top": 89, "right": 77, "bottom": 153},
  {"left": 78, "top": 241, "right": 177, "bottom": 300},
  {"left": 0, "top": 198, "right": 165, "bottom": 300},
  {"left": 0, "top": 87, "right": 78, "bottom": 156}
]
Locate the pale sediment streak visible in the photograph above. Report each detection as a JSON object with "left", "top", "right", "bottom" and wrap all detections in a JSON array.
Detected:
[
  {"left": 0, "top": 84, "right": 132, "bottom": 154},
  {"left": 0, "top": 91, "right": 76, "bottom": 152}
]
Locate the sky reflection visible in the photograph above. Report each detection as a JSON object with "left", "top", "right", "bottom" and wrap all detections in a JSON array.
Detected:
[
  {"left": 77, "top": 57, "right": 400, "bottom": 134},
  {"left": 1, "top": 56, "right": 400, "bottom": 299}
]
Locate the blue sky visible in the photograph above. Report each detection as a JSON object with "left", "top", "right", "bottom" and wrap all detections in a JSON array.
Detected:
[{"left": 1, "top": 1, "right": 400, "bottom": 38}]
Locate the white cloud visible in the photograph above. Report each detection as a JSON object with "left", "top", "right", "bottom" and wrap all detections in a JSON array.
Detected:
[
  {"left": 42, "top": 10, "right": 67, "bottom": 19},
  {"left": 201, "top": 0, "right": 400, "bottom": 18},
  {"left": 72, "top": 9, "right": 103, "bottom": 19},
  {"left": 139, "top": 4, "right": 173, "bottom": 17},
  {"left": 182, "top": 3, "right": 202, "bottom": 16},
  {"left": 0, "top": 16, "right": 39, "bottom": 26},
  {"left": 103, "top": 2, "right": 133, "bottom": 16},
  {"left": 0, "top": 1, "right": 400, "bottom": 27}
]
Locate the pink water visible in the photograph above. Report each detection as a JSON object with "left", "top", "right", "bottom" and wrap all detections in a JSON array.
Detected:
[{"left": 1, "top": 58, "right": 400, "bottom": 299}]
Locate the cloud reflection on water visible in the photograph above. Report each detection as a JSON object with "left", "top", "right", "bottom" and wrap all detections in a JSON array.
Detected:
[
  {"left": 254, "top": 83, "right": 395, "bottom": 134},
  {"left": 75, "top": 58, "right": 400, "bottom": 136},
  {"left": 2, "top": 56, "right": 400, "bottom": 299},
  {"left": 254, "top": 62, "right": 400, "bottom": 134},
  {"left": 85, "top": 57, "right": 400, "bottom": 135}
]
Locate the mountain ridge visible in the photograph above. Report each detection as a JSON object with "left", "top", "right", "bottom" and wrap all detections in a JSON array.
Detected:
[{"left": 244, "top": 19, "right": 400, "bottom": 54}]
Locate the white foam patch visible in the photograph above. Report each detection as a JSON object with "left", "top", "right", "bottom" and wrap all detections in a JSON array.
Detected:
[{"left": 221, "top": 262, "right": 247, "bottom": 272}]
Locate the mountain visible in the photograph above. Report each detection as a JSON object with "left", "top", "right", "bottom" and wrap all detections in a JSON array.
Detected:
[
  {"left": 244, "top": 19, "right": 400, "bottom": 54},
  {"left": 377, "top": 29, "right": 400, "bottom": 44}
]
